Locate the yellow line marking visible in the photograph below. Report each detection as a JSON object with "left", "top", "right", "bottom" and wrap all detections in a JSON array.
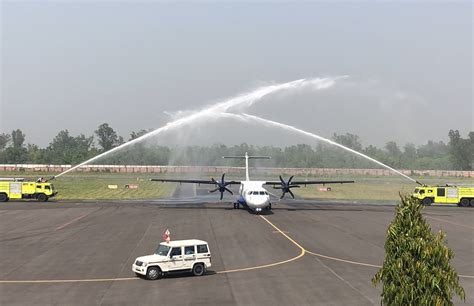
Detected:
[{"left": 217, "top": 215, "right": 305, "bottom": 274}]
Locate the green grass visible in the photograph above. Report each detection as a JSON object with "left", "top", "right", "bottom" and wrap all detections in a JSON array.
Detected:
[
  {"left": 294, "top": 176, "right": 473, "bottom": 202},
  {"left": 1, "top": 171, "right": 471, "bottom": 202},
  {"left": 0, "top": 172, "right": 176, "bottom": 200}
]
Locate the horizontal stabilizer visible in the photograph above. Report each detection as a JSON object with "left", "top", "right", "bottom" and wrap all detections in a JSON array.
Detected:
[{"left": 223, "top": 156, "right": 271, "bottom": 159}]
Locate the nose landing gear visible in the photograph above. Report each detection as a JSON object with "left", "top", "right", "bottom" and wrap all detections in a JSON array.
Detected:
[{"left": 233, "top": 202, "right": 240, "bottom": 209}]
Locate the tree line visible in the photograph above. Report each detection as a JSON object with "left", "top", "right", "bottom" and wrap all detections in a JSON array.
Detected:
[{"left": 0, "top": 123, "right": 472, "bottom": 170}]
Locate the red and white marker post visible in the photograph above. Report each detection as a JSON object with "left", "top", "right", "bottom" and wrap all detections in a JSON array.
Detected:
[{"left": 163, "top": 228, "right": 171, "bottom": 243}]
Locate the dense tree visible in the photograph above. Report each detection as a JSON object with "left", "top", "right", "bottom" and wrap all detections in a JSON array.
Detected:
[
  {"left": 11, "top": 129, "right": 26, "bottom": 148},
  {"left": 95, "top": 123, "right": 123, "bottom": 152},
  {"left": 448, "top": 130, "right": 472, "bottom": 170},
  {"left": 0, "top": 127, "right": 472, "bottom": 170},
  {"left": 373, "top": 195, "right": 465, "bottom": 305},
  {"left": 129, "top": 129, "right": 148, "bottom": 141},
  {"left": 4, "top": 130, "right": 27, "bottom": 163},
  {"left": 46, "top": 130, "right": 94, "bottom": 164},
  {"left": 332, "top": 133, "right": 363, "bottom": 151},
  {"left": 0, "top": 133, "right": 11, "bottom": 150}
]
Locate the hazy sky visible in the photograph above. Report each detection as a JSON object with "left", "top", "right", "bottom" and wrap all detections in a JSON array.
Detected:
[{"left": 1, "top": 1, "right": 472, "bottom": 148}]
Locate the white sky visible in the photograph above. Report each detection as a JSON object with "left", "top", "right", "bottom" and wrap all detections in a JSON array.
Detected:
[{"left": 1, "top": 1, "right": 472, "bottom": 148}]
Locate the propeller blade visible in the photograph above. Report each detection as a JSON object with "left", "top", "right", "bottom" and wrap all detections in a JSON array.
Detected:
[
  {"left": 221, "top": 173, "right": 225, "bottom": 182},
  {"left": 280, "top": 191, "right": 286, "bottom": 199},
  {"left": 288, "top": 185, "right": 300, "bottom": 189},
  {"left": 224, "top": 187, "right": 233, "bottom": 195},
  {"left": 279, "top": 175, "right": 285, "bottom": 184},
  {"left": 273, "top": 186, "right": 283, "bottom": 189},
  {"left": 289, "top": 176, "right": 294, "bottom": 184},
  {"left": 220, "top": 192, "right": 224, "bottom": 200},
  {"left": 209, "top": 187, "right": 219, "bottom": 193},
  {"left": 289, "top": 190, "right": 295, "bottom": 199}
]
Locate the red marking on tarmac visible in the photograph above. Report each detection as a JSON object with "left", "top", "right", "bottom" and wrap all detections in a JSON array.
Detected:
[{"left": 55, "top": 211, "right": 92, "bottom": 231}]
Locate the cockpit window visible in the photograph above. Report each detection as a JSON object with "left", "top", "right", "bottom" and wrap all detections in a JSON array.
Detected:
[
  {"left": 414, "top": 188, "right": 419, "bottom": 193},
  {"left": 259, "top": 191, "right": 265, "bottom": 195}
]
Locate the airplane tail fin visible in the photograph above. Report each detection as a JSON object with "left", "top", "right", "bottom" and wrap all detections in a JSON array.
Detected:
[{"left": 223, "top": 152, "right": 271, "bottom": 181}]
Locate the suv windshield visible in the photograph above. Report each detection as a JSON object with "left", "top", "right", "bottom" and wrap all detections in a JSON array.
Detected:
[{"left": 154, "top": 244, "right": 171, "bottom": 256}]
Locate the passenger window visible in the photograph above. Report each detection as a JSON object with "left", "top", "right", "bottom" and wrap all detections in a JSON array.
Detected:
[
  {"left": 36, "top": 185, "right": 42, "bottom": 188},
  {"left": 437, "top": 188, "right": 445, "bottom": 197},
  {"left": 197, "top": 244, "right": 208, "bottom": 253},
  {"left": 170, "top": 247, "right": 182, "bottom": 257},
  {"left": 45, "top": 186, "right": 51, "bottom": 190},
  {"left": 184, "top": 246, "right": 195, "bottom": 255}
]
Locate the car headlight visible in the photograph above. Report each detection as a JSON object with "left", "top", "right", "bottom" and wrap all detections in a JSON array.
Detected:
[{"left": 143, "top": 262, "right": 148, "bottom": 267}]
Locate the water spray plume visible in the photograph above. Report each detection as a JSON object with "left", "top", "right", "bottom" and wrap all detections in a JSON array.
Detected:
[
  {"left": 54, "top": 76, "right": 345, "bottom": 178},
  {"left": 238, "top": 113, "right": 417, "bottom": 183}
]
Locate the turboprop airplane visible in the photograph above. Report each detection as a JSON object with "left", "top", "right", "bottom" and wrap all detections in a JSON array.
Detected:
[{"left": 151, "top": 153, "right": 354, "bottom": 213}]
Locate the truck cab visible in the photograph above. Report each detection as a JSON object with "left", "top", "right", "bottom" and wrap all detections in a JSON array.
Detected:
[{"left": 132, "top": 239, "right": 211, "bottom": 280}]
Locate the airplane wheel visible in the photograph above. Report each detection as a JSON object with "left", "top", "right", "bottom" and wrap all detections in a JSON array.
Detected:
[
  {"left": 268, "top": 203, "right": 272, "bottom": 210},
  {"left": 236, "top": 203, "right": 240, "bottom": 209},
  {"left": 233, "top": 203, "right": 236, "bottom": 209}
]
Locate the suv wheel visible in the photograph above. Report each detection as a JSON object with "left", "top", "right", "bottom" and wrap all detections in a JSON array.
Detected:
[
  {"left": 192, "top": 263, "right": 205, "bottom": 276},
  {"left": 146, "top": 266, "right": 161, "bottom": 280}
]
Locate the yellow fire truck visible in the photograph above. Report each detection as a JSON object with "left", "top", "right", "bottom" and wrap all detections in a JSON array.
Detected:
[
  {"left": 413, "top": 185, "right": 474, "bottom": 207},
  {"left": 0, "top": 178, "right": 57, "bottom": 202}
]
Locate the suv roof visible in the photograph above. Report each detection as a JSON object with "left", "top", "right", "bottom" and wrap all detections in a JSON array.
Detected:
[{"left": 160, "top": 239, "right": 208, "bottom": 247}]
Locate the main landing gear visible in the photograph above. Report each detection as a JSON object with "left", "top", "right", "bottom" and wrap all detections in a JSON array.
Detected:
[{"left": 233, "top": 202, "right": 240, "bottom": 209}]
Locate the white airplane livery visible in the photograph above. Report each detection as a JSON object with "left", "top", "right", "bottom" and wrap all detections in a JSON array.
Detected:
[{"left": 151, "top": 153, "right": 354, "bottom": 213}]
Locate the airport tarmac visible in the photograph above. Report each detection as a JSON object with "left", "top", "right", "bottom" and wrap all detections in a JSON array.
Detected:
[{"left": 0, "top": 199, "right": 472, "bottom": 305}]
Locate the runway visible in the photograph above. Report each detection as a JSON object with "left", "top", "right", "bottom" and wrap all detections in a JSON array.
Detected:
[{"left": 0, "top": 199, "right": 472, "bottom": 305}]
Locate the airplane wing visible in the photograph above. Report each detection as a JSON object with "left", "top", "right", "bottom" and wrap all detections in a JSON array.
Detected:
[
  {"left": 150, "top": 174, "right": 240, "bottom": 200},
  {"left": 150, "top": 178, "right": 241, "bottom": 185},
  {"left": 264, "top": 176, "right": 354, "bottom": 199},
  {"left": 264, "top": 179, "right": 354, "bottom": 187}
]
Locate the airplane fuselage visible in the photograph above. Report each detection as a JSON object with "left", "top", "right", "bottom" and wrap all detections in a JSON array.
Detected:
[{"left": 238, "top": 181, "right": 271, "bottom": 212}]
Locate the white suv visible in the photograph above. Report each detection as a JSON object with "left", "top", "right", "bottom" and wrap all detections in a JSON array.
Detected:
[{"left": 132, "top": 239, "right": 211, "bottom": 280}]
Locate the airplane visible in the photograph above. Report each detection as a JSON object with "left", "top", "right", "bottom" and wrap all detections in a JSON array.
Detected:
[{"left": 151, "top": 152, "right": 354, "bottom": 213}]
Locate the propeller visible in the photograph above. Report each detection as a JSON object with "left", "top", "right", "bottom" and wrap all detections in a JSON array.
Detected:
[
  {"left": 273, "top": 175, "right": 300, "bottom": 199},
  {"left": 209, "top": 173, "right": 233, "bottom": 200}
]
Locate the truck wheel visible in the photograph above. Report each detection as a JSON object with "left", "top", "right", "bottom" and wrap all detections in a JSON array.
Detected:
[
  {"left": 470, "top": 199, "right": 474, "bottom": 207},
  {"left": 422, "top": 198, "right": 432, "bottom": 206},
  {"left": 0, "top": 193, "right": 8, "bottom": 202},
  {"left": 459, "top": 198, "right": 469, "bottom": 207},
  {"left": 36, "top": 194, "right": 48, "bottom": 202},
  {"left": 192, "top": 263, "right": 205, "bottom": 276},
  {"left": 146, "top": 267, "right": 161, "bottom": 280}
]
